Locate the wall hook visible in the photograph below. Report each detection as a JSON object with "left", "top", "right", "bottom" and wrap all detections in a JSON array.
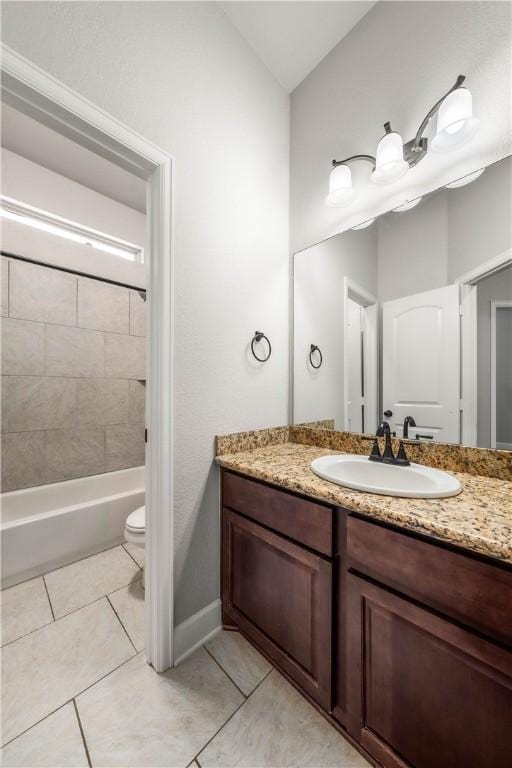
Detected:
[
  {"left": 251, "top": 331, "right": 272, "bottom": 362},
  {"left": 309, "top": 344, "right": 323, "bottom": 369}
]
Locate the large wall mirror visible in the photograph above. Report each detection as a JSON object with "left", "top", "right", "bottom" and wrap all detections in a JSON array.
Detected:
[{"left": 292, "top": 155, "right": 512, "bottom": 449}]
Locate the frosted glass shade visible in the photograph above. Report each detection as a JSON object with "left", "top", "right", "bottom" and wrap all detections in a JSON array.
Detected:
[
  {"left": 431, "top": 87, "right": 479, "bottom": 152},
  {"left": 326, "top": 164, "right": 355, "bottom": 207},
  {"left": 446, "top": 168, "right": 485, "bottom": 188},
  {"left": 371, "top": 131, "right": 409, "bottom": 185}
]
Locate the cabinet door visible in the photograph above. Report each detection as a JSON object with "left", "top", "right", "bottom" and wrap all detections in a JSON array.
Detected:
[
  {"left": 346, "top": 573, "right": 512, "bottom": 768},
  {"left": 222, "top": 508, "right": 332, "bottom": 710}
]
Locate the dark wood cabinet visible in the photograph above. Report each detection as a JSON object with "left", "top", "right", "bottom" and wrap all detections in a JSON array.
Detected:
[
  {"left": 345, "top": 573, "right": 512, "bottom": 768},
  {"left": 222, "top": 506, "right": 332, "bottom": 709},
  {"left": 220, "top": 469, "right": 512, "bottom": 768}
]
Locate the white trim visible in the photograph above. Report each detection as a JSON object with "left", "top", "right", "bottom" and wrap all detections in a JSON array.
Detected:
[
  {"left": 490, "top": 301, "right": 512, "bottom": 450},
  {"left": 343, "top": 277, "right": 378, "bottom": 432},
  {"left": 456, "top": 248, "right": 512, "bottom": 448},
  {"left": 454, "top": 250, "right": 512, "bottom": 286},
  {"left": 1, "top": 45, "right": 175, "bottom": 671},
  {"left": 173, "top": 599, "right": 222, "bottom": 666}
]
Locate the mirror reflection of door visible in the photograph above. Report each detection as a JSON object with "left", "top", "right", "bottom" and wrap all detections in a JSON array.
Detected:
[
  {"left": 347, "top": 299, "right": 364, "bottom": 432},
  {"left": 382, "top": 284, "right": 461, "bottom": 443}
]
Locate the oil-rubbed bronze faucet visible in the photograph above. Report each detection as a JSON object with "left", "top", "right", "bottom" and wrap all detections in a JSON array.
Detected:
[{"left": 365, "top": 421, "right": 410, "bottom": 466}]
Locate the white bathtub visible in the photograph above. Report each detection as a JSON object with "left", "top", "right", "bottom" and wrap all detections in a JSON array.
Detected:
[{"left": 1, "top": 467, "right": 145, "bottom": 588}]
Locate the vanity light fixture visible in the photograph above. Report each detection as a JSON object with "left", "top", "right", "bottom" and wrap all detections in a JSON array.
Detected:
[
  {"left": 445, "top": 168, "right": 485, "bottom": 188},
  {"left": 352, "top": 217, "right": 376, "bottom": 230},
  {"left": 392, "top": 197, "right": 423, "bottom": 212},
  {"left": 328, "top": 75, "right": 478, "bottom": 207}
]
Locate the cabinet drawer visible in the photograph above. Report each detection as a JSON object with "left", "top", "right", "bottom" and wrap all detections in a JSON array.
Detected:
[
  {"left": 222, "top": 508, "right": 332, "bottom": 710},
  {"left": 347, "top": 515, "right": 512, "bottom": 645},
  {"left": 222, "top": 471, "right": 333, "bottom": 556}
]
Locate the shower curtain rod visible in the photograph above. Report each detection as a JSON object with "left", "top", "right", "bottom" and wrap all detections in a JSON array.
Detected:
[{"left": 1, "top": 251, "right": 146, "bottom": 294}]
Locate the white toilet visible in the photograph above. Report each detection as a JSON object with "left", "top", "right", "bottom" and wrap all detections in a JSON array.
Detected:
[{"left": 125, "top": 506, "right": 145, "bottom": 583}]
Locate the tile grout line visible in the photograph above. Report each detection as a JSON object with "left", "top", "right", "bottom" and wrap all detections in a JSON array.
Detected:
[
  {"left": 203, "top": 644, "right": 248, "bottom": 700},
  {"left": 0, "top": 618, "right": 55, "bottom": 650},
  {"left": 192, "top": 666, "right": 274, "bottom": 766},
  {"left": 106, "top": 593, "right": 138, "bottom": 653},
  {"left": 121, "top": 542, "right": 144, "bottom": 571},
  {"left": 0, "top": 651, "right": 141, "bottom": 750},
  {"left": 72, "top": 699, "right": 92, "bottom": 768},
  {"left": 42, "top": 574, "right": 56, "bottom": 621}
]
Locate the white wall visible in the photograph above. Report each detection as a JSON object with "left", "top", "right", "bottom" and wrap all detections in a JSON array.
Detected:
[
  {"left": 294, "top": 227, "right": 377, "bottom": 427},
  {"left": 1, "top": 1, "right": 290, "bottom": 625},
  {"left": 290, "top": 1, "right": 512, "bottom": 254},
  {"left": 1, "top": 149, "right": 146, "bottom": 287}
]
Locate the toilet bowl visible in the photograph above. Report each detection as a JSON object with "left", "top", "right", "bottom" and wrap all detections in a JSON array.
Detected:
[{"left": 125, "top": 505, "right": 145, "bottom": 548}]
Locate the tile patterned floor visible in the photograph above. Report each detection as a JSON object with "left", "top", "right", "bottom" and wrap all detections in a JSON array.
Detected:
[{"left": 1, "top": 545, "right": 370, "bottom": 767}]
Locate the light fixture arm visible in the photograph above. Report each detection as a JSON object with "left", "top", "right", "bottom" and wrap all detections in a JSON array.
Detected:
[
  {"left": 332, "top": 154, "right": 376, "bottom": 169},
  {"left": 413, "top": 74, "right": 466, "bottom": 150}
]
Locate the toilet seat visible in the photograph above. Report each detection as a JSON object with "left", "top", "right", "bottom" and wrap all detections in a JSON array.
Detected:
[{"left": 126, "top": 505, "right": 145, "bottom": 533}]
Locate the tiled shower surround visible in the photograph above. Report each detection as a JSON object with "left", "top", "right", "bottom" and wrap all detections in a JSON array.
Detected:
[{"left": 1, "top": 256, "right": 146, "bottom": 491}]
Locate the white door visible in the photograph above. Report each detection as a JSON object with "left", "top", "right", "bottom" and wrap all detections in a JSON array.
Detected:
[
  {"left": 347, "top": 300, "right": 363, "bottom": 432},
  {"left": 382, "top": 284, "right": 460, "bottom": 443}
]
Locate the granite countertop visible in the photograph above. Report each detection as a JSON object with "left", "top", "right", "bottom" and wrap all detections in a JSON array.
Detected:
[{"left": 216, "top": 441, "right": 512, "bottom": 565}]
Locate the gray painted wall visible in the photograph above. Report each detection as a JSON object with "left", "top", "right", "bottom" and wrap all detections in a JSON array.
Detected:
[
  {"left": 477, "top": 266, "right": 512, "bottom": 448},
  {"left": 1, "top": 256, "right": 146, "bottom": 491}
]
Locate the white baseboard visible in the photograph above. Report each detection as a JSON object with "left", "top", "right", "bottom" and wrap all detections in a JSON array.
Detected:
[{"left": 173, "top": 598, "right": 222, "bottom": 666}]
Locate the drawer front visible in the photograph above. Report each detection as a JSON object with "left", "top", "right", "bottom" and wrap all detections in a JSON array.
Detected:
[
  {"left": 347, "top": 515, "right": 512, "bottom": 645},
  {"left": 222, "top": 508, "right": 332, "bottom": 710},
  {"left": 222, "top": 471, "right": 333, "bottom": 556}
]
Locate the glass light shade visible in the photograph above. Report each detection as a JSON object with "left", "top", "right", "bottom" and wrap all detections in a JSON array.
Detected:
[
  {"left": 325, "top": 164, "right": 355, "bottom": 207},
  {"left": 446, "top": 168, "right": 485, "bottom": 188},
  {"left": 392, "top": 197, "right": 423, "bottom": 212},
  {"left": 371, "top": 131, "right": 409, "bottom": 185},
  {"left": 431, "top": 88, "right": 479, "bottom": 152},
  {"left": 352, "top": 217, "right": 375, "bottom": 230}
]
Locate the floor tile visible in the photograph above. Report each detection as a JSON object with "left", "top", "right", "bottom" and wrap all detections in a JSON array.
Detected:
[
  {"left": 45, "top": 546, "right": 140, "bottom": 618},
  {"left": 0, "top": 703, "right": 88, "bottom": 767},
  {"left": 1, "top": 577, "right": 53, "bottom": 647},
  {"left": 108, "top": 578, "right": 145, "bottom": 651},
  {"left": 199, "top": 669, "right": 370, "bottom": 768},
  {"left": 1, "top": 598, "right": 134, "bottom": 746},
  {"left": 123, "top": 541, "right": 145, "bottom": 567},
  {"left": 77, "top": 648, "right": 244, "bottom": 768},
  {"left": 205, "top": 630, "right": 272, "bottom": 695}
]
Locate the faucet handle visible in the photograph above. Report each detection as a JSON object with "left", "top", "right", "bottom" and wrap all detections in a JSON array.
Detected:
[{"left": 395, "top": 440, "right": 411, "bottom": 466}]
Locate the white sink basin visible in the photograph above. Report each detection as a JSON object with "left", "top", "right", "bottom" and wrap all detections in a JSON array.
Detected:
[{"left": 311, "top": 454, "right": 462, "bottom": 498}]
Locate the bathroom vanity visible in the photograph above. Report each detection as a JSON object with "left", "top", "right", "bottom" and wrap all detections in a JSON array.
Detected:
[{"left": 217, "top": 430, "right": 512, "bottom": 768}]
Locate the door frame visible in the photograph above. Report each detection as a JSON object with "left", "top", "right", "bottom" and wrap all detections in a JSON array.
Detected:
[
  {"left": 455, "top": 249, "right": 512, "bottom": 447},
  {"left": 490, "top": 300, "right": 512, "bottom": 450},
  {"left": 1, "top": 45, "right": 175, "bottom": 672},
  {"left": 343, "top": 277, "right": 378, "bottom": 434}
]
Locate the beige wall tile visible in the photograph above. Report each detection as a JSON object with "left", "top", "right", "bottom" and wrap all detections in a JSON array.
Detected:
[
  {"left": 9, "top": 259, "right": 77, "bottom": 326},
  {"left": 1, "top": 432, "right": 46, "bottom": 491},
  {"left": 0, "top": 703, "right": 89, "bottom": 768},
  {"left": 46, "top": 325, "right": 104, "bottom": 377},
  {"left": 7, "top": 376, "right": 76, "bottom": 432},
  {"left": 129, "top": 380, "right": 145, "bottom": 424},
  {"left": 105, "top": 424, "right": 145, "bottom": 471},
  {"left": 1, "top": 317, "right": 45, "bottom": 375},
  {"left": 1, "top": 599, "right": 134, "bottom": 746},
  {"left": 1, "top": 257, "right": 9, "bottom": 317},
  {"left": 45, "top": 427, "right": 105, "bottom": 482},
  {"left": 129, "top": 289, "right": 146, "bottom": 337},
  {"left": 78, "top": 277, "right": 129, "bottom": 334},
  {"left": 1, "top": 376, "right": 8, "bottom": 433},
  {"left": 77, "top": 378, "right": 129, "bottom": 427},
  {"left": 105, "top": 333, "right": 145, "bottom": 379}
]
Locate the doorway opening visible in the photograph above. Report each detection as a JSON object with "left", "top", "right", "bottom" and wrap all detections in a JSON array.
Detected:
[{"left": 1, "top": 45, "right": 174, "bottom": 671}]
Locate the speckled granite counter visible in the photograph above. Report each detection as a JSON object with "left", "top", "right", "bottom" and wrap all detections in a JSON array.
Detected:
[{"left": 216, "top": 440, "right": 512, "bottom": 565}]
